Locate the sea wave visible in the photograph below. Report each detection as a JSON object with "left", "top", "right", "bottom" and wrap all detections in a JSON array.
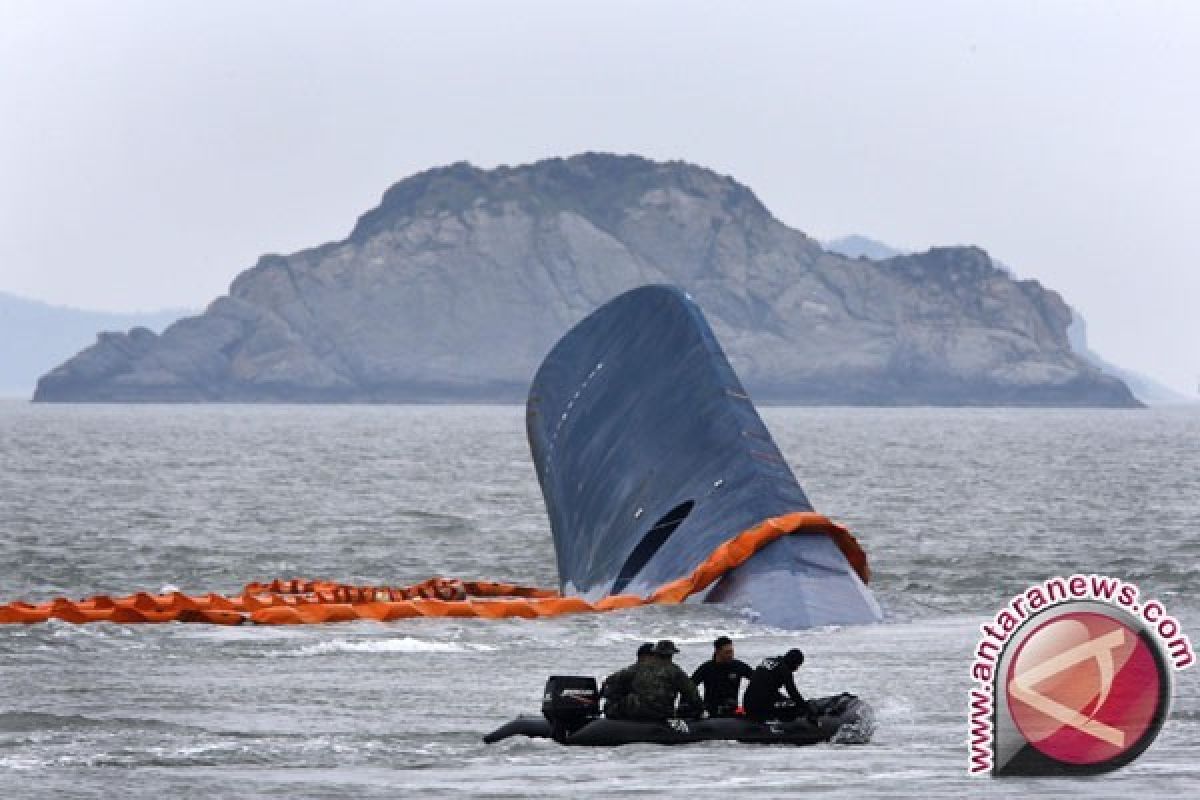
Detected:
[
  {"left": 0, "top": 710, "right": 182, "bottom": 734},
  {"left": 284, "top": 637, "right": 497, "bottom": 657}
]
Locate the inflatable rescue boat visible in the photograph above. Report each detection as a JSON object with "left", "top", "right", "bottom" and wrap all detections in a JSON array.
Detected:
[{"left": 483, "top": 676, "right": 874, "bottom": 747}]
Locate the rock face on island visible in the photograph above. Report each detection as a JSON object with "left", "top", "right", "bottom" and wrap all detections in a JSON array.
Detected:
[
  {"left": 34, "top": 154, "right": 1139, "bottom": 406},
  {"left": 0, "top": 292, "right": 189, "bottom": 396}
]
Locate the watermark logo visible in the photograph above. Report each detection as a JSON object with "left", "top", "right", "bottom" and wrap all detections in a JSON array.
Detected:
[{"left": 968, "top": 575, "right": 1192, "bottom": 776}]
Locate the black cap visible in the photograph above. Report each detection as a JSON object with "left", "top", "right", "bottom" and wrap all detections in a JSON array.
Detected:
[
  {"left": 652, "top": 639, "right": 680, "bottom": 656},
  {"left": 713, "top": 636, "right": 732, "bottom": 650},
  {"left": 636, "top": 642, "right": 654, "bottom": 657},
  {"left": 783, "top": 648, "right": 805, "bottom": 668}
]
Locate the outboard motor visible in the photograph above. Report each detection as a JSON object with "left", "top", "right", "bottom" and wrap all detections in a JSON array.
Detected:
[{"left": 541, "top": 675, "right": 599, "bottom": 741}]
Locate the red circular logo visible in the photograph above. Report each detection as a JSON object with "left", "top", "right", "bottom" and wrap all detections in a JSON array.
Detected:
[{"left": 1006, "top": 611, "right": 1164, "bottom": 766}]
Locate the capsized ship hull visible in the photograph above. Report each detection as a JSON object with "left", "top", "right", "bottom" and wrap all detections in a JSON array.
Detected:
[{"left": 526, "top": 285, "right": 881, "bottom": 628}]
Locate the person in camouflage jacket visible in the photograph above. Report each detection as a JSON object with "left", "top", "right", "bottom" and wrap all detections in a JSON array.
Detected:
[
  {"left": 601, "top": 642, "right": 653, "bottom": 719},
  {"left": 619, "top": 640, "right": 702, "bottom": 721}
]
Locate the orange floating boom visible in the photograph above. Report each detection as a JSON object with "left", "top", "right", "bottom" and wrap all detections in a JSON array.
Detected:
[{"left": 0, "top": 512, "right": 867, "bottom": 627}]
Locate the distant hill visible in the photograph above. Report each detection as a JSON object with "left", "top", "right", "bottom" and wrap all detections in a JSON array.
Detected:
[
  {"left": 0, "top": 293, "right": 189, "bottom": 396},
  {"left": 822, "top": 235, "right": 907, "bottom": 261},
  {"left": 1066, "top": 311, "right": 1194, "bottom": 406},
  {"left": 825, "top": 234, "right": 1019, "bottom": 277},
  {"left": 35, "top": 154, "right": 1138, "bottom": 406}
]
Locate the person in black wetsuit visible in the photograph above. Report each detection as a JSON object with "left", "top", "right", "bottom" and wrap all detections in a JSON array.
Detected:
[
  {"left": 743, "top": 648, "right": 817, "bottom": 722},
  {"left": 690, "top": 636, "right": 753, "bottom": 717}
]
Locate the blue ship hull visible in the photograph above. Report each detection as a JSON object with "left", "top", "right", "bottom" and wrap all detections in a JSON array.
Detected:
[{"left": 526, "top": 286, "right": 881, "bottom": 628}]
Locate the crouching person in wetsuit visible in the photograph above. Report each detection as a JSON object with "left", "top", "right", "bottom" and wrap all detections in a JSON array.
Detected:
[
  {"left": 743, "top": 649, "right": 818, "bottom": 723},
  {"left": 623, "top": 639, "right": 703, "bottom": 721},
  {"left": 601, "top": 642, "right": 653, "bottom": 719},
  {"left": 691, "top": 636, "right": 753, "bottom": 717}
]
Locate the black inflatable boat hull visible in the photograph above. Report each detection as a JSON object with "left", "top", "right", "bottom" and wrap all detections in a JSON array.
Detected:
[{"left": 484, "top": 694, "right": 874, "bottom": 746}]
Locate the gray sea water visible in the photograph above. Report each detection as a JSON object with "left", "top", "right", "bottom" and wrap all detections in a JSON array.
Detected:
[{"left": 0, "top": 402, "right": 1197, "bottom": 798}]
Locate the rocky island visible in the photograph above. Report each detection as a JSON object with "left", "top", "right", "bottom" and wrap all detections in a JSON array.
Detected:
[{"left": 34, "top": 154, "right": 1138, "bottom": 406}]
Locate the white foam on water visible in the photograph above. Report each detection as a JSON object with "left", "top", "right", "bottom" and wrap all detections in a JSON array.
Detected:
[{"left": 287, "top": 637, "right": 497, "bottom": 656}]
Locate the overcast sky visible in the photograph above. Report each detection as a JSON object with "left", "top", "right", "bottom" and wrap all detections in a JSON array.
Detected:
[{"left": 1, "top": 0, "right": 1196, "bottom": 393}]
